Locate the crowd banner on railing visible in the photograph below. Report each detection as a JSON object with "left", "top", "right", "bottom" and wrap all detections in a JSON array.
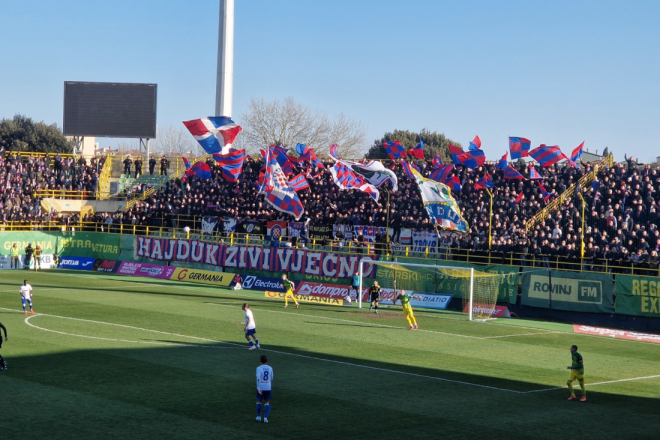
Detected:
[
  {"left": 236, "top": 221, "right": 265, "bottom": 236},
  {"left": 201, "top": 216, "right": 219, "bottom": 235},
  {"left": 614, "top": 275, "right": 660, "bottom": 317},
  {"left": 308, "top": 225, "right": 332, "bottom": 240},
  {"left": 222, "top": 218, "right": 237, "bottom": 233},
  {"left": 289, "top": 222, "right": 304, "bottom": 238},
  {"left": 0, "top": 232, "right": 59, "bottom": 256},
  {"left": 521, "top": 270, "right": 614, "bottom": 313},
  {"left": 266, "top": 221, "right": 288, "bottom": 240},
  {"left": 135, "top": 237, "right": 378, "bottom": 278}
]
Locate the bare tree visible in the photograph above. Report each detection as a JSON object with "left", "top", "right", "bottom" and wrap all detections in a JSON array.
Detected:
[
  {"left": 152, "top": 124, "right": 204, "bottom": 157},
  {"left": 240, "top": 97, "right": 367, "bottom": 158}
]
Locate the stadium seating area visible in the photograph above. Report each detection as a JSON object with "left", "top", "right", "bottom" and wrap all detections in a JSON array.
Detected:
[
  {"left": 0, "top": 150, "right": 104, "bottom": 223},
  {"left": 3, "top": 146, "right": 659, "bottom": 272}
]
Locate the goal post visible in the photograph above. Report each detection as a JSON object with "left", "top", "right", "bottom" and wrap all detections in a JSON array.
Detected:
[{"left": 358, "top": 258, "right": 502, "bottom": 321}]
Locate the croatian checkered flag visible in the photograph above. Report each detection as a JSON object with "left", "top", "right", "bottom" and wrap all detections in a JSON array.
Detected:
[
  {"left": 329, "top": 162, "right": 379, "bottom": 203},
  {"left": 262, "top": 149, "right": 304, "bottom": 220},
  {"left": 182, "top": 117, "right": 242, "bottom": 154}
]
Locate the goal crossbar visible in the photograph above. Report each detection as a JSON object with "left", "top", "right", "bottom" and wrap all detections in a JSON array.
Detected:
[{"left": 358, "top": 258, "right": 475, "bottom": 318}]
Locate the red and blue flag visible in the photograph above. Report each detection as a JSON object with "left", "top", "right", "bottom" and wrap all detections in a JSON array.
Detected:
[
  {"left": 509, "top": 137, "right": 531, "bottom": 159},
  {"left": 468, "top": 135, "right": 481, "bottom": 151},
  {"left": 570, "top": 142, "right": 584, "bottom": 164},
  {"left": 408, "top": 139, "right": 424, "bottom": 159},
  {"left": 212, "top": 149, "right": 245, "bottom": 183},
  {"left": 473, "top": 174, "right": 494, "bottom": 190},
  {"left": 528, "top": 164, "right": 543, "bottom": 180},
  {"left": 181, "top": 157, "right": 212, "bottom": 181},
  {"left": 401, "top": 162, "right": 419, "bottom": 180},
  {"left": 511, "top": 192, "right": 524, "bottom": 206},
  {"left": 538, "top": 182, "right": 553, "bottom": 201},
  {"left": 288, "top": 173, "right": 310, "bottom": 192},
  {"left": 329, "top": 162, "right": 379, "bottom": 202},
  {"left": 432, "top": 154, "right": 443, "bottom": 169},
  {"left": 182, "top": 117, "right": 242, "bottom": 154},
  {"left": 448, "top": 144, "right": 464, "bottom": 165},
  {"left": 457, "top": 149, "right": 485, "bottom": 168},
  {"left": 504, "top": 166, "right": 525, "bottom": 180},
  {"left": 383, "top": 141, "right": 407, "bottom": 160},
  {"left": 429, "top": 164, "right": 454, "bottom": 184},
  {"left": 530, "top": 145, "right": 568, "bottom": 167},
  {"left": 261, "top": 148, "right": 304, "bottom": 219},
  {"left": 496, "top": 152, "right": 508, "bottom": 169}
]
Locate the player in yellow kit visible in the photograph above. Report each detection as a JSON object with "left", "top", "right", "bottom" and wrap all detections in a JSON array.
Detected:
[
  {"left": 393, "top": 290, "right": 422, "bottom": 330},
  {"left": 567, "top": 345, "right": 586, "bottom": 401},
  {"left": 281, "top": 274, "right": 299, "bottom": 308}
]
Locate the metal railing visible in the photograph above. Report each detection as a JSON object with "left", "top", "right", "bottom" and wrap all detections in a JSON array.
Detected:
[
  {"left": 525, "top": 154, "right": 614, "bottom": 232},
  {"left": 34, "top": 190, "right": 98, "bottom": 200},
  {"left": 97, "top": 155, "right": 113, "bottom": 199}
]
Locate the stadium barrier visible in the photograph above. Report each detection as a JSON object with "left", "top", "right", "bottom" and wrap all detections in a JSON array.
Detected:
[{"left": 614, "top": 275, "right": 660, "bottom": 318}]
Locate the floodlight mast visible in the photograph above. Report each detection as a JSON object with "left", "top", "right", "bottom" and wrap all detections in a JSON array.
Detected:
[{"left": 215, "top": 0, "right": 235, "bottom": 117}]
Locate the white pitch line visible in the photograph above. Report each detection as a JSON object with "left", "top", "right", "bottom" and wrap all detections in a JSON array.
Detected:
[
  {"left": 482, "top": 331, "right": 564, "bottom": 339},
  {"left": 522, "top": 374, "right": 660, "bottom": 393},
  {"left": 1, "top": 306, "right": 522, "bottom": 394}
]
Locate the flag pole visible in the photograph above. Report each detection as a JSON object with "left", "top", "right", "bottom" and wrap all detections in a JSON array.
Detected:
[
  {"left": 487, "top": 188, "right": 493, "bottom": 249},
  {"left": 385, "top": 188, "right": 391, "bottom": 256}
]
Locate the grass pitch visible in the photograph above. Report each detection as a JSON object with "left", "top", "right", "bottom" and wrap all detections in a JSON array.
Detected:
[{"left": 0, "top": 270, "right": 659, "bottom": 439}]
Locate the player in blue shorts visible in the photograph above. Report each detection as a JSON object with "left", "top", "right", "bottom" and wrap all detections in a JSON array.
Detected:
[
  {"left": 243, "top": 303, "right": 260, "bottom": 350},
  {"left": 255, "top": 355, "right": 273, "bottom": 423}
]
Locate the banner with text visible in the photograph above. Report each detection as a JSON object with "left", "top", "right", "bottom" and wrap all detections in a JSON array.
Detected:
[
  {"left": 60, "top": 232, "right": 121, "bottom": 260},
  {"left": 0, "top": 232, "right": 60, "bottom": 256},
  {"left": 135, "top": 236, "right": 378, "bottom": 278},
  {"left": 521, "top": 270, "right": 614, "bottom": 313},
  {"left": 614, "top": 275, "right": 660, "bottom": 317}
]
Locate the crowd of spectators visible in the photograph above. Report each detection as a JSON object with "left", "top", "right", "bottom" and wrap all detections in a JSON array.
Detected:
[
  {"left": 0, "top": 148, "right": 104, "bottom": 224},
  {"left": 113, "top": 151, "right": 660, "bottom": 272},
  {"left": 3, "top": 144, "right": 659, "bottom": 273}
]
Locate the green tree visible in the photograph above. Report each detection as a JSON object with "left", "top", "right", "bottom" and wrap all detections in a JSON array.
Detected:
[
  {"left": 0, "top": 114, "right": 72, "bottom": 153},
  {"left": 364, "top": 129, "right": 462, "bottom": 161},
  {"left": 602, "top": 147, "right": 609, "bottom": 158}
]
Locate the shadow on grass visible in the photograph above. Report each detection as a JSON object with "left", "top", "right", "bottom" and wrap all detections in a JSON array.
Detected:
[{"left": 1, "top": 339, "right": 659, "bottom": 440}]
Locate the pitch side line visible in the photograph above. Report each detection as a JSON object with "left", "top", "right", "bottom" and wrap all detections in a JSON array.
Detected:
[
  {"left": 1, "top": 306, "right": 523, "bottom": 394},
  {"left": 522, "top": 375, "right": 660, "bottom": 393}
]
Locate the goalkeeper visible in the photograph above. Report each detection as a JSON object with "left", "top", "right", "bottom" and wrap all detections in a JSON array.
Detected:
[{"left": 393, "top": 290, "right": 422, "bottom": 330}]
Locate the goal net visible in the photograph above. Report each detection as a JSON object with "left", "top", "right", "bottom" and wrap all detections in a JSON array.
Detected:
[{"left": 358, "top": 259, "right": 505, "bottom": 321}]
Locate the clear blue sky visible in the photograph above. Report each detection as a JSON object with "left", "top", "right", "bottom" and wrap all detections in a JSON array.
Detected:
[{"left": 1, "top": 0, "right": 658, "bottom": 162}]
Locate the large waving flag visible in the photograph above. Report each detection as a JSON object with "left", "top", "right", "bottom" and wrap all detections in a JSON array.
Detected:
[
  {"left": 448, "top": 144, "right": 464, "bottom": 165},
  {"left": 408, "top": 166, "right": 468, "bottom": 232},
  {"left": 503, "top": 166, "right": 525, "bottom": 180},
  {"left": 571, "top": 142, "right": 585, "bottom": 163},
  {"left": 496, "top": 152, "right": 508, "bottom": 169},
  {"left": 212, "top": 149, "right": 245, "bottom": 183},
  {"left": 331, "top": 144, "right": 398, "bottom": 192},
  {"left": 408, "top": 139, "right": 424, "bottom": 159},
  {"left": 530, "top": 144, "right": 568, "bottom": 167},
  {"left": 288, "top": 173, "right": 310, "bottom": 192},
  {"left": 509, "top": 137, "right": 531, "bottom": 159},
  {"left": 457, "top": 149, "right": 485, "bottom": 168},
  {"left": 261, "top": 146, "right": 295, "bottom": 175},
  {"left": 528, "top": 164, "right": 543, "bottom": 180},
  {"left": 181, "top": 157, "right": 212, "bottom": 181},
  {"left": 182, "top": 117, "right": 242, "bottom": 154},
  {"left": 445, "top": 176, "right": 462, "bottom": 192},
  {"left": 473, "top": 174, "right": 494, "bottom": 190},
  {"left": 262, "top": 149, "right": 304, "bottom": 220},
  {"left": 383, "top": 141, "right": 407, "bottom": 160},
  {"left": 329, "top": 162, "right": 379, "bottom": 202},
  {"left": 432, "top": 154, "right": 443, "bottom": 169},
  {"left": 295, "top": 143, "right": 318, "bottom": 162}
]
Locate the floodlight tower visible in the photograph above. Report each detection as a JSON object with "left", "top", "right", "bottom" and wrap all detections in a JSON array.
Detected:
[{"left": 215, "top": 0, "right": 235, "bottom": 117}]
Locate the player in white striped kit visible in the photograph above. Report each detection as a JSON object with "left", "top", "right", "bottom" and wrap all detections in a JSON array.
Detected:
[{"left": 20, "top": 280, "right": 34, "bottom": 315}]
